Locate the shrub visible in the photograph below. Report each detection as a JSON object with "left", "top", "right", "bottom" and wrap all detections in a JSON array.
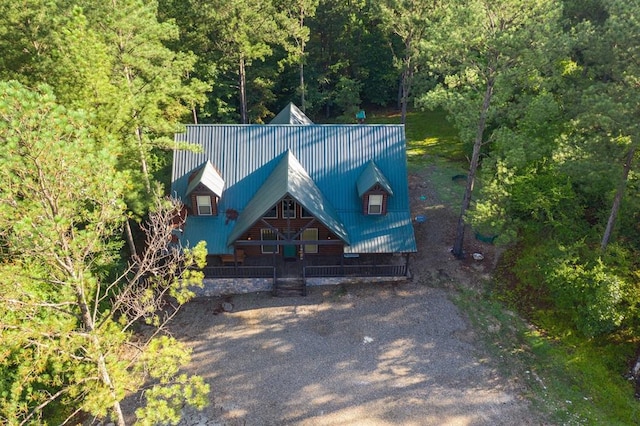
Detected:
[{"left": 546, "top": 246, "right": 628, "bottom": 337}]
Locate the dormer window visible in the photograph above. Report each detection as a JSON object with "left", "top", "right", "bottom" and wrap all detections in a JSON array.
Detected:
[
  {"left": 356, "top": 160, "right": 394, "bottom": 217},
  {"left": 196, "top": 195, "right": 213, "bottom": 215},
  {"left": 185, "top": 161, "right": 225, "bottom": 217},
  {"left": 368, "top": 194, "right": 383, "bottom": 215}
]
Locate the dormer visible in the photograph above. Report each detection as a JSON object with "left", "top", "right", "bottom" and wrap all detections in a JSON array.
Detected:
[
  {"left": 356, "top": 160, "right": 394, "bottom": 216},
  {"left": 186, "top": 161, "right": 225, "bottom": 216}
]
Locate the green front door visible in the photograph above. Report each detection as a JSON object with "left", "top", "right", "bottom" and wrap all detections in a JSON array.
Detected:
[{"left": 283, "top": 244, "right": 297, "bottom": 259}]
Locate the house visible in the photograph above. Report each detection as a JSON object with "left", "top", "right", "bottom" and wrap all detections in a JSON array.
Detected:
[{"left": 171, "top": 103, "right": 417, "bottom": 296}]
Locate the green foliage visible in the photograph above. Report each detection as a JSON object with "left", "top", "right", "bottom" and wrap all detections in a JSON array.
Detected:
[
  {"left": 546, "top": 247, "right": 628, "bottom": 337},
  {"left": 498, "top": 236, "right": 638, "bottom": 338},
  {"left": 0, "top": 82, "right": 208, "bottom": 425},
  {"left": 134, "top": 374, "right": 209, "bottom": 426},
  {"left": 332, "top": 77, "right": 362, "bottom": 122},
  {"left": 0, "top": 0, "right": 208, "bottom": 203}
]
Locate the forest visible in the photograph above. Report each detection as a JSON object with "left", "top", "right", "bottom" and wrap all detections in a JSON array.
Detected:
[{"left": 0, "top": 0, "right": 639, "bottom": 424}]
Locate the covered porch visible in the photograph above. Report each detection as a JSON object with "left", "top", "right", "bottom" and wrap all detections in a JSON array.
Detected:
[{"left": 203, "top": 252, "right": 410, "bottom": 279}]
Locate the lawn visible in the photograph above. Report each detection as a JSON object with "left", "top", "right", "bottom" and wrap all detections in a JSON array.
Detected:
[{"left": 367, "top": 107, "right": 468, "bottom": 163}]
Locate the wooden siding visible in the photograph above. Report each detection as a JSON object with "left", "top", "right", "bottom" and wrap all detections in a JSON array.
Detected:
[
  {"left": 362, "top": 184, "right": 389, "bottom": 216},
  {"left": 235, "top": 202, "right": 343, "bottom": 257},
  {"left": 189, "top": 183, "right": 218, "bottom": 216}
]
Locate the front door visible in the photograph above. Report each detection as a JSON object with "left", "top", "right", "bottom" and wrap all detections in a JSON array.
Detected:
[{"left": 283, "top": 244, "right": 297, "bottom": 260}]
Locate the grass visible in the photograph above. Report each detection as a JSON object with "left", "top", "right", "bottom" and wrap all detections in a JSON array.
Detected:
[
  {"left": 367, "top": 107, "right": 468, "bottom": 164},
  {"left": 388, "top": 107, "right": 640, "bottom": 425},
  {"left": 456, "top": 287, "right": 640, "bottom": 425}
]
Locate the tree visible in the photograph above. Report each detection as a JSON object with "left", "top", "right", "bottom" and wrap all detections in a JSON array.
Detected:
[
  {"left": 0, "top": 81, "right": 208, "bottom": 425},
  {"left": 418, "top": 0, "right": 563, "bottom": 258},
  {"left": 301, "top": 0, "right": 394, "bottom": 117},
  {"left": 377, "top": 0, "right": 439, "bottom": 124},
  {"left": 77, "top": 0, "right": 207, "bottom": 193},
  {"left": 160, "top": 0, "right": 294, "bottom": 123},
  {"left": 0, "top": 0, "right": 207, "bottom": 196},
  {"left": 587, "top": 1, "right": 640, "bottom": 252},
  {"left": 275, "top": 0, "right": 319, "bottom": 112}
]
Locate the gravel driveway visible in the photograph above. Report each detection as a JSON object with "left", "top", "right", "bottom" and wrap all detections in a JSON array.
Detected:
[{"left": 163, "top": 281, "right": 539, "bottom": 425}]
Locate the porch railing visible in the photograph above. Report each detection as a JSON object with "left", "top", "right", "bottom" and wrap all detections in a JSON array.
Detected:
[
  {"left": 203, "top": 266, "right": 275, "bottom": 279},
  {"left": 304, "top": 264, "right": 407, "bottom": 278},
  {"left": 202, "top": 264, "right": 407, "bottom": 279}
]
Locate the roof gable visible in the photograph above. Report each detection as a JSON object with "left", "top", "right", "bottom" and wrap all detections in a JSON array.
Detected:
[
  {"left": 185, "top": 160, "right": 224, "bottom": 197},
  {"left": 269, "top": 102, "right": 313, "bottom": 125},
  {"left": 356, "top": 160, "right": 394, "bottom": 197},
  {"left": 227, "top": 150, "right": 349, "bottom": 244}
]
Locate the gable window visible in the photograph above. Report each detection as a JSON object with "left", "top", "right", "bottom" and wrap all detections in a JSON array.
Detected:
[
  {"left": 196, "top": 195, "right": 212, "bottom": 215},
  {"left": 282, "top": 199, "right": 296, "bottom": 218},
  {"left": 301, "top": 206, "right": 313, "bottom": 218},
  {"left": 261, "top": 229, "right": 279, "bottom": 253},
  {"left": 264, "top": 204, "right": 278, "bottom": 219},
  {"left": 368, "top": 194, "right": 383, "bottom": 215}
]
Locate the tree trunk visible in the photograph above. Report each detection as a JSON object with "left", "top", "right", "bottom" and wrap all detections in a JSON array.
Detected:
[
  {"left": 451, "top": 76, "right": 495, "bottom": 258},
  {"left": 122, "top": 62, "right": 152, "bottom": 193},
  {"left": 400, "top": 55, "right": 412, "bottom": 125},
  {"left": 299, "top": 11, "right": 306, "bottom": 113},
  {"left": 124, "top": 219, "right": 138, "bottom": 261},
  {"left": 134, "top": 124, "right": 151, "bottom": 193},
  {"left": 192, "top": 105, "right": 198, "bottom": 124},
  {"left": 601, "top": 143, "right": 636, "bottom": 252},
  {"left": 300, "top": 61, "right": 305, "bottom": 112},
  {"left": 97, "top": 350, "right": 127, "bottom": 426},
  {"left": 77, "top": 284, "right": 127, "bottom": 426},
  {"left": 400, "top": 75, "right": 408, "bottom": 125},
  {"left": 239, "top": 56, "right": 248, "bottom": 124}
]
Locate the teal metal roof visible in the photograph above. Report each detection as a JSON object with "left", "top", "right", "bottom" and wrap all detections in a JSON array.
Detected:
[
  {"left": 356, "top": 160, "right": 394, "bottom": 197},
  {"left": 227, "top": 150, "right": 349, "bottom": 244},
  {"left": 171, "top": 123, "right": 417, "bottom": 254},
  {"left": 269, "top": 102, "right": 313, "bottom": 125},
  {"left": 185, "top": 160, "right": 225, "bottom": 197}
]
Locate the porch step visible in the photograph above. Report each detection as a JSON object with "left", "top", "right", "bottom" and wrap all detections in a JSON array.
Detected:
[{"left": 273, "top": 279, "right": 306, "bottom": 297}]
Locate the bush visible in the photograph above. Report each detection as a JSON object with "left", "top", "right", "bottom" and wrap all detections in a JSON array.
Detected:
[{"left": 546, "top": 246, "right": 628, "bottom": 337}]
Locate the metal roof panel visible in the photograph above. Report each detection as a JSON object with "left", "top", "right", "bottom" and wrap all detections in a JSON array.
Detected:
[{"left": 171, "top": 124, "right": 416, "bottom": 253}]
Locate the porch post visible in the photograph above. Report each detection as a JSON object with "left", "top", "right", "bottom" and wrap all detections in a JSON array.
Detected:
[
  {"left": 404, "top": 253, "right": 410, "bottom": 277},
  {"left": 233, "top": 244, "right": 238, "bottom": 274},
  {"left": 301, "top": 242, "right": 307, "bottom": 295}
]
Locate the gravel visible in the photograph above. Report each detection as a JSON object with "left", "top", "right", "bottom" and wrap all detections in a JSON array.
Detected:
[{"left": 160, "top": 281, "right": 540, "bottom": 425}]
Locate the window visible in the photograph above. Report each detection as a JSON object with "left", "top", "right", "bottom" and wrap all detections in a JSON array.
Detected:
[
  {"left": 261, "top": 229, "right": 279, "bottom": 253},
  {"left": 264, "top": 204, "right": 278, "bottom": 218},
  {"left": 282, "top": 199, "right": 296, "bottom": 218},
  {"left": 368, "top": 194, "right": 383, "bottom": 215},
  {"left": 196, "top": 195, "right": 212, "bottom": 215},
  {"left": 301, "top": 228, "right": 318, "bottom": 254},
  {"left": 301, "top": 206, "right": 313, "bottom": 218}
]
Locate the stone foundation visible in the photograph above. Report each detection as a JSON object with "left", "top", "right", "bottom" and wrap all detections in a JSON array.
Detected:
[{"left": 192, "top": 274, "right": 410, "bottom": 297}]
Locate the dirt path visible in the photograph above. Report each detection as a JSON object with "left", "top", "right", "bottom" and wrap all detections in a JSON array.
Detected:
[{"left": 124, "top": 168, "right": 544, "bottom": 425}]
